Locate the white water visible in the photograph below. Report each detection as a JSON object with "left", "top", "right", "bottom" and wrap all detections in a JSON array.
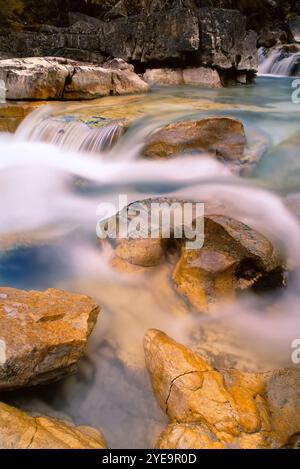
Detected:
[
  {"left": 258, "top": 46, "right": 300, "bottom": 76},
  {"left": 1, "top": 86, "right": 300, "bottom": 448}
]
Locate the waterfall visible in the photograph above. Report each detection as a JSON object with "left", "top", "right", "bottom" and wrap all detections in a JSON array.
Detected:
[
  {"left": 258, "top": 46, "right": 300, "bottom": 76},
  {"left": 15, "top": 106, "right": 125, "bottom": 154}
]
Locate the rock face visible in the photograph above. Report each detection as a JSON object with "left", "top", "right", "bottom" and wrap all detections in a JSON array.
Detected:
[
  {"left": 289, "top": 17, "right": 300, "bottom": 43},
  {"left": 0, "top": 57, "right": 149, "bottom": 100},
  {"left": 0, "top": 287, "right": 99, "bottom": 390},
  {"left": 0, "top": 401, "right": 106, "bottom": 449},
  {"left": 144, "top": 329, "right": 300, "bottom": 449},
  {"left": 143, "top": 117, "right": 245, "bottom": 160},
  {"left": 101, "top": 199, "right": 285, "bottom": 314},
  {"left": 0, "top": 7, "right": 258, "bottom": 78},
  {"left": 143, "top": 67, "right": 222, "bottom": 88}
]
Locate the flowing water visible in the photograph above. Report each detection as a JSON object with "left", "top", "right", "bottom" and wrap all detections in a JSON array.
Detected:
[
  {"left": 258, "top": 45, "right": 300, "bottom": 76},
  {"left": 1, "top": 77, "right": 300, "bottom": 448}
]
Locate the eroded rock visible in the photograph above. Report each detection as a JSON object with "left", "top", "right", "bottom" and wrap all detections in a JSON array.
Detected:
[
  {"left": 101, "top": 199, "right": 285, "bottom": 314},
  {"left": 0, "top": 57, "right": 149, "bottom": 100},
  {"left": 0, "top": 401, "right": 106, "bottom": 449},
  {"left": 0, "top": 287, "right": 99, "bottom": 390},
  {"left": 143, "top": 67, "right": 222, "bottom": 88},
  {"left": 143, "top": 118, "right": 246, "bottom": 160},
  {"left": 144, "top": 329, "right": 300, "bottom": 449}
]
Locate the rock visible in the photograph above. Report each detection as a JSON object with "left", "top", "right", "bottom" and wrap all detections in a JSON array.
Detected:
[
  {"left": 143, "top": 67, "right": 222, "bottom": 88},
  {"left": 173, "top": 214, "right": 284, "bottom": 313},
  {"left": 0, "top": 401, "right": 106, "bottom": 449},
  {"left": 0, "top": 57, "right": 71, "bottom": 100},
  {"left": 143, "top": 68, "right": 183, "bottom": 86},
  {"left": 257, "top": 29, "right": 287, "bottom": 48},
  {"left": 143, "top": 117, "right": 246, "bottom": 160},
  {"left": 0, "top": 287, "right": 99, "bottom": 390},
  {"left": 0, "top": 7, "right": 258, "bottom": 75},
  {"left": 101, "top": 198, "right": 285, "bottom": 314},
  {"left": 198, "top": 8, "right": 257, "bottom": 72},
  {"left": 289, "top": 16, "right": 300, "bottom": 43},
  {"left": 0, "top": 57, "right": 149, "bottom": 100},
  {"left": 144, "top": 329, "right": 300, "bottom": 449}
]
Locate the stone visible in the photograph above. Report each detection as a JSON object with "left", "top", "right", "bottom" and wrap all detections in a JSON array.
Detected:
[
  {"left": 102, "top": 199, "right": 285, "bottom": 313},
  {"left": 0, "top": 401, "right": 106, "bottom": 449},
  {"left": 198, "top": 8, "right": 258, "bottom": 71},
  {"left": 0, "top": 57, "right": 149, "bottom": 100},
  {"left": 0, "top": 7, "right": 258, "bottom": 74},
  {"left": 143, "top": 117, "right": 246, "bottom": 160},
  {"left": 143, "top": 67, "right": 222, "bottom": 88},
  {"left": 144, "top": 329, "right": 300, "bottom": 449},
  {"left": 0, "top": 287, "right": 99, "bottom": 390},
  {"left": 289, "top": 16, "right": 300, "bottom": 43},
  {"left": 173, "top": 214, "right": 284, "bottom": 313},
  {"left": 0, "top": 57, "right": 71, "bottom": 100},
  {"left": 143, "top": 68, "right": 183, "bottom": 86}
]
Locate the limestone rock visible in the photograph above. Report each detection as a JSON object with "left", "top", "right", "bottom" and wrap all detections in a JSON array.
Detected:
[
  {"left": 173, "top": 214, "right": 284, "bottom": 313},
  {"left": 0, "top": 57, "right": 149, "bottom": 100},
  {"left": 0, "top": 401, "right": 106, "bottom": 449},
  {"left": 143, "top": 67, "right": 222, "bottom": 88},
  {"left": 143, "top": 118, "right": 246, "bottom": 160},
  {"left": 144, "top": 329, "right": 300, "bottom": 449},
  {"left": 0, "top": 287, "right": 99, "bottom": 390}
]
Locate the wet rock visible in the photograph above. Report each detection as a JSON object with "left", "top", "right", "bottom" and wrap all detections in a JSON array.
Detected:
[
  {"left": 289, "top": 16, "right": 300, "bottom": 43},
  {"left": 143, "top": 117, "right": 245, "bottom": 160},
  {"left": 173, "top": 215, "right": 284, "bottom": 313},
  {"left": 0, "top": 287, "right": 99, "bottom": 390},
  {"left": 0, "top": 401, "right": 106, "bottom": 449},
  {"left": 102, "top": 199, "right": 285, "bottom": 313},
  {"left": 143, "top": 67, "right": 222, "bottom": 88},
  {"left": 144, "top": 329, "right": 300, "bottom": 449},
  {"left": 0, "top": 57, "right": 149, "bottom": 100}
]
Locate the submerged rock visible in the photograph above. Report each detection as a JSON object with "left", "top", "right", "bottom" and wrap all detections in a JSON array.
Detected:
[
  {"left": 0, "top": 401, "right": 106, "bottom": 449},
  {"left": 143, "top": 117, "right": 245, "bottom": 160},
  {"left": 0, "top": 287, "right": 99, "bottom": 390},
  {"left": 144, "top": 329, "right": 300, "bottom": 449},
  {"left": 0, "top": 57, "right": 149, "bottom": 100}
]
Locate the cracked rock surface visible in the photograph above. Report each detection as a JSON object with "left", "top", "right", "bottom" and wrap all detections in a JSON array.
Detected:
[
  {"left": 0, "top": 57, "right": 149, "bottom": 100},
  {"left": 144, "top": 329, "right": 300, "bottom": 449},
  {"left": 0, "top": 287, "right": 100, "bottom": 390},
  {"left": 0, "top": 401, "right": 106, "bottom": 449}
]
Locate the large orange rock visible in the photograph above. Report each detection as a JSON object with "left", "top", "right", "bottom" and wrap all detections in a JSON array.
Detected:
[
  {"left": 143, "top": 117, "right": 246, "bottom": 161},
  {"left": 144, "top": 329, "right": 300, "bottom": 449},
  {"left": 0, "top": 287, "right": 99, "bottom": 390},
  {"left": 0, "top": 401, "right": 106, "bottom": 449}
]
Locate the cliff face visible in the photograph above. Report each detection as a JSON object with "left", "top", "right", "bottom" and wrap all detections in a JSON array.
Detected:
[{"left": 0, "top": 1, "right": 299, "bottom": 30}]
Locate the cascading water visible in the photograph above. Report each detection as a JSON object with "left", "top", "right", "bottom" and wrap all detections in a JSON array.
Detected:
[
  {"left": 258, "top": 45, "right": 300, "bottom": 76},
  {"left": 1, "top": 79, "right": 300, "bottom": 448}
]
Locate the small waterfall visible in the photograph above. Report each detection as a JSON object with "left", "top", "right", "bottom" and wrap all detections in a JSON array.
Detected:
[
  {"left": 15, "top": 106, "right": 125, "bottom": 154},
  {"left": 258, "top": 46, "right": 300, "bottom": 76}
]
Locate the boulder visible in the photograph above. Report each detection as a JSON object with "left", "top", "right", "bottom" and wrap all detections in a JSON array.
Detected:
[
  {"left": 289, "top": 16, "right": 300, "bottom": 43},
  {"left": 143, "top": 67, "right": 222, "bottom": 88},
  {"left": 0, "top": 57, "right": 149, "bottom": 100},
  {"left": 0, "top": 287, "right": 99, "bottom": 390},
  {"left": 143, "top": 117, "right": 246, "bottom": 160},
  {"left": 173, "top": 214, "right": 284, "bottom": 313},
  {"left": 101, "top": 199, "right": 285, "bottom": 313},
  {"left": 144, "top": 329, "right": 300, "bottom": 449},
  {"left": 0, "top": 401, "right": 106, "bottom": 449}
]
